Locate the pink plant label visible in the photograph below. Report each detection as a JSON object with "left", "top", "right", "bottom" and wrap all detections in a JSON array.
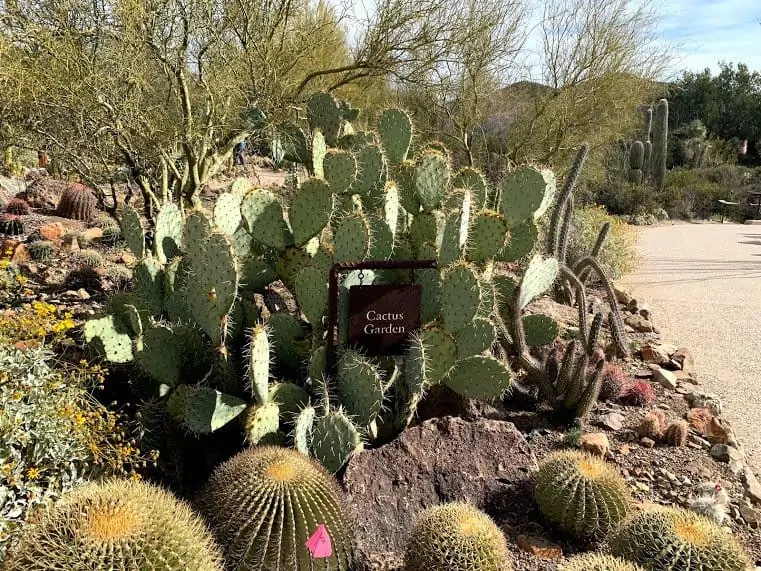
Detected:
[{"left": 305, "top": 523, "right": 332, "bottom": 558}]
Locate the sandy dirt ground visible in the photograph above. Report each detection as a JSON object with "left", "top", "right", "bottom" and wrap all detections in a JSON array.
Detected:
[{"left": 621, "top": 221, "right": 761, "bottom": 470}]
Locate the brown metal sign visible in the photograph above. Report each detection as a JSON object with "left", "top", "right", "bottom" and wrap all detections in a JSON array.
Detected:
[{"left": 348, "top": 284, "right": 421, "bottom": 355}]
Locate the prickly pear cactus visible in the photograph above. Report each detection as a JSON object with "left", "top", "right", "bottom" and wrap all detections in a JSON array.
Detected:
[{"left": 84, "top": 98, "right": 577, "bottom": 481}]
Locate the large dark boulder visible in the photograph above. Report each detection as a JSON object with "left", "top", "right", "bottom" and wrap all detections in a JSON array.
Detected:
[{"left": 343, "top": 416, "right": 537, "bottom": 570}]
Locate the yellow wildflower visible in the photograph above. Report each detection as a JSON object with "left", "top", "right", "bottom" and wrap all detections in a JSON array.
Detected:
[{"left": 26, "top": 467, "right": 40, "bottom": 480}]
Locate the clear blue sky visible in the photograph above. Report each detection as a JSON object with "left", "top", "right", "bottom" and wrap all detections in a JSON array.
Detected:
[{"left": 659, "top": 0, "right": 761, "bottom": 76}]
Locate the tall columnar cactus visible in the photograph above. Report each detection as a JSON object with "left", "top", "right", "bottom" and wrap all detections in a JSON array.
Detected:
[
  {"left": 611, "top": 507, "right": 750, "bottom": 571},
  {"left": 56, "top": 183, "right": 97, "bottom": 221},
  {"left": 404, "top": 503, "right": 511, "bottom": 571},
  {"left": 534, "top": 451, "right": 630, "bottom": 538},
  {"left": 546, "top": 143, "right": 629, "bottom": 358},
  {"left": 196, "top": 446, "right": 354, "bottom": 571},
  {"left": 651, "top": 98, "right": 669, "bottom": 191},
  {"left": 3, "top": 480, "right": 224, "bottom": 570},
  {"left": 629, "top": 140, "right": 644, "bottom": 184}
]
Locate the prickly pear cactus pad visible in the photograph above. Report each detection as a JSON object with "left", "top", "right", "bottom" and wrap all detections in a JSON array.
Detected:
[
  {"left": 197, "top": 446, "right": 354, "bottom": 571},
  {"left": 415, "top": 151, "right": 450, "bottom": 212},
  {"left": 170, "top": 385, "right": 247, "bottom": 434},
  {"left": 455, "top": 317, "right": 497, "bottom": 357},
  {"left": 467, "top": 211, "right": 508, "bottom": 262},
  {"left": 324, "top": 149, "right": 358, "bottom": 194},
  {"left": 354, "top": 144, "right": 385, "bottom": 200},
  {"left": 3, "top": 480, "right": 224, "bottom": 571},
  {"left": 135, "top": 324, "right": 185, "bottom": 389},
  {"left": 84, "top": 314, "right": 134, "bottom": 363},
  {"left": 337, "top": 350, "right": 385, "bottom": 427},
  {"left": 289, "top": 178, "right": 333, "bottom": 246},
  {"left": 418, "top": 326, "right": 458, "bottom": 383},
  {"left": 378, "top": 108, "right": 413, "bottom": 164},
  {"left": 242, "top": 402, "right": 280, "bottom": 444},
  {"left": 247, "top": 325, "right": 270, "bottom": 403},
  {"left": 440, "top": 264, "right": 481, "bottom": 333},
  {"left": 119, "top": 206, "right": 145, "bottom": 259},
  {"left": 443, "top": 355, "right": 512, "bottom": 399},
  {"left": 240, "top": 188, "right": 293, "bottom": 251},
  {"left": 611, "top": 507, "right": 750, "bottom": 571},
  {"left": 311, "top": 409, "right": 363, "bottom": 473},
  {"left": 213, "top": 192, "right": 243, "bottom": 236},
  {"left": 405, "top": 502, "right": 512, "bottom": 571},
  {"left": 184, "top": 233, "right": 239, "bottom": 345},
  {"left": 307, "top": 92, "right": 343, "bottom": 146},
  {"left": 333, "top": 214, "right": 371, "bottom": 261},
  {"left": 498, "top": 166, "right": 555, "bottom": 226},
  {"left": 534, "top": 451, "right": 630, "bottom": 538},
  {"left": 522, "top": 314, "right": 560, "bottom": 347},
  {"left": 518, "top": 255, "right": 559, "bottom": 309},
  {"left": 496, "top": 219, "right": 535, "bottom": 262},
  {"left": 154, "top": 202, "right": 184, "bottom": 263},
  {"left": 134, "top": 257, "right": 164, "bottom": 316},
  {"left": 452, "top": 167, "right": 488, "bottom": 210}
]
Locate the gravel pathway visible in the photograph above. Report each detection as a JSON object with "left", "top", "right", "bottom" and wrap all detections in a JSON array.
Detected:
[{"left": 621, "top": 222, "right": 761, "bottom": 470}]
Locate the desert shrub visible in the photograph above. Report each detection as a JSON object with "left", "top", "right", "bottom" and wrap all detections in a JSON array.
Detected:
[
  {"left": 0, "top": 301, "right": 75, "bottom": 345},
  {"left": 0, "top": 259, "right": 31, "bottom": 308},
  {"left": 0, "top": 346, "right": 154, "bottom": 557},
  {"left": 566, "top": 205, "right": 638, "bottom": 280},
  {"left": 662, "top": 169, "right": 727, "bottom": 219},
  {"left": 588, "top": 178, "right": 661, "bottom": 215}
]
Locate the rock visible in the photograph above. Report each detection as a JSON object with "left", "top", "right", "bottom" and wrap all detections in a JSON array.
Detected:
[
  {"left": 10, "top": 243, "right": 29, "bottom": 263},
  {"left": 743, "top": 469, "right": 761, "bottom": 506},
  {"left": 705, "top": 417, "right": 732, "bottom": 445},
  {"left": 80, "top": 227, "right": 103, "bottom": 242},
  {"left": 343, "top": 417, "right": 537, "bottom": 567},
  {"left": 638, "top": 306, "right": 651, "bottom": 321},
  {"left": 673, "top": 370, "right": 697, "bottom": 384},
  {"left": 61, "top": 233, "right": 79, "bottom": 251},
  {"left": 119, "top": 252, "right": 136, "bottom": 265},
  {"left": 626, "top": 298, "right": 640, "bottom": 313},
  {"left": 517, "top": 535, "right": 563, "bottom": 560},
  {"left": 634, "top": 368, "right": 654, "bottom": 378},
  {"left": 671, "top": 348, "right": 695, "bottom": 374},
  {"left": 641, "top": 344, "right": 670, "bottom": 364},
  {"left": 76, "top": 288, "right": 91, "bottom": 300},
  {"left": 651, "top": 367, "right": 678, "bottom": 390},
  {"left": 613, "top": 285, "right": 633, "bottom": 305},
  {"left": 597, "top": 412, "right": 625, "bottom": 431},
  {"left": 619, "top": 444, "right": 631, "bottom": 456},
  {"left": 687, "top": 408, "right": 714, "bottom": 433},
  {"left": 640, "top": 437, "right": 656, "bottom": 448},
  {"left": 710, "top": 444, "right": 743, "bottom": 463},
  {"left": 38, "top": 222, "right": 66, "bottom": 246},
  {"left": 581, "top": 433, "right": 611, "bottom": 458},
  {"left": 685, "top": 390, "right": 722, "bottom": 416},
  {"left": 625, "top": 314, "right": 657, "bottom": 333},
  {"left": 739, "top": 504, "right": 760, "bottom": 528},
  {"left": 729, "top": 460, "right": 746, "bottom": 476}
]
